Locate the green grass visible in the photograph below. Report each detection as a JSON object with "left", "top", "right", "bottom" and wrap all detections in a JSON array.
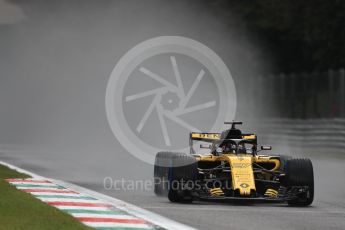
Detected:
[{"left": 0, "top": 164, "right": 92, "bottom": 230}]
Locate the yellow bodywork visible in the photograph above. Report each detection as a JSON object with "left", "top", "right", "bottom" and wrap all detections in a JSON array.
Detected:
[
  {"left": 264, "top": 188, "right": 278, "bottom": 197},
  {"left": 228, "top": 155, "right": 255, "bottom": 196},
  {"left": 194, "top": 154, "right": 280, "bottom": 196},
  {"left": 191, "top": 133, "right": 221, "bottom": 141},
  {"left": 209, "top": 187, "right": 225, "bottom": 196}
]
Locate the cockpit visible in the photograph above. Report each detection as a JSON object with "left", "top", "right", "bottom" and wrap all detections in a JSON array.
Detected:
[{"left": 212, "top": 139, "right": 257, "bottom": 155}]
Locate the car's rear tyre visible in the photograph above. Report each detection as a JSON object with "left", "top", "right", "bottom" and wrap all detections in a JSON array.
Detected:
[
  {"left": 154, "top": 152, "right": 174, "bottom": 196},
  {"left": 167, "top": 153, "right": 198, "bottom": 203},
  {"left": 285, "top": 158, "right": 314, "bottom": 206}
]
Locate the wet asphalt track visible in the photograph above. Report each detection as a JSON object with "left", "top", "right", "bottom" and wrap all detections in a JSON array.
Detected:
[{"left": 1, "top": 150, "right": 345, "bottom": 230}]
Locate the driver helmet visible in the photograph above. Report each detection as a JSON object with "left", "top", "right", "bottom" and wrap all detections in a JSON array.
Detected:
[
  {"left": 223, "top": 143, "right": 236, "bottom": 153},
  {"left": 238, "top": 144, "right": 246, "bottom": 154}
]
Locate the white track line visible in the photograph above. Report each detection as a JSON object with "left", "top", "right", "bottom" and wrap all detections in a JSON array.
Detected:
[
  {"left": 8, "top": 181, "right": 52, "bottom": 185},
  {"left": 55, "top": 206, "right": 112, "bottom": 211},
  {"left": 36, "top": 198, "right": 105, "bottom": 203},
  {"left": 82, "top": 222, "right": 152, "bottom": 228},
  {"left": 0, "top": 161, "right": 45, "bottom": 179},
  {"left": 16, "top": 186, "right": 66, "bottom": 190},
  {"left": 70, "top": 213, "right": 138, "bottom": 219},
  {"left": 0, "top": 160, "right": 197, "bottom": 230},
  {"left": 28, "top": 192, "right": 83, "bottom": 196}
]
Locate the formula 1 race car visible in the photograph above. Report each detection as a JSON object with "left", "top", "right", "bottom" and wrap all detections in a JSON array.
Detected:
[{"left": 154, "top": 122, "right": 314, "bottom": 206}]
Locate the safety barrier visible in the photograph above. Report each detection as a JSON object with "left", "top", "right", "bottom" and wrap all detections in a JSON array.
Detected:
[{"left": 250, "top": 118, "right": 345, "bottom": 153}]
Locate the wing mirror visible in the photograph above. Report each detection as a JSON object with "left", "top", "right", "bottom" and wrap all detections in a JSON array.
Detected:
[
  {"left": 200, "top": 144, "right": 211, "bottom": 149},
  {"left": 261, "top": 145, "right": 272, "bottom": 151}
]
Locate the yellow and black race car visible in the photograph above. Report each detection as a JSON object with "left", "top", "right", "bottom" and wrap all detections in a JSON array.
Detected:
[{"left": 154, "top": 121, "right": 314, "bottom": 206}]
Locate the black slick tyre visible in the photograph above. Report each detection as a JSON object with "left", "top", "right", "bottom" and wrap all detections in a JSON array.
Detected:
[
  {"left": 167, "top": 153, "right": 198, "bottom": 203},
  {"left": 285, "top": 158, "right": 314, "bottom": 206}
]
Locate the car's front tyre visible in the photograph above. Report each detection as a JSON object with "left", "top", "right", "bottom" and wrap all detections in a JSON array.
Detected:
[
  {"left": 168, "top": 153, "right": 198, "bottom": 203},
  {"left": 154, "top": 152, "right": 174, "bottom": 196},
  {"left": 285, "top": 158, "right": 314, "bottom": 206}
]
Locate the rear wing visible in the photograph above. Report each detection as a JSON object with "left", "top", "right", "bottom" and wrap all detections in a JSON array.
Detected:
[
  {"left": 242, "top": 134, "right": 257, "bottom": 141},
  {"left": 190, "top": 132, "right": 221, "bottom": 142},
  {"left": 189, "top": 132, "right": 257, "bottom": 154},
  {"left": 190, "top": 132, "right": 256, "bottom": 142}
]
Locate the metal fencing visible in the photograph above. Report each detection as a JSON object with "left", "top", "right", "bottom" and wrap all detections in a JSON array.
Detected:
[
  {"left": 254, "top": 69, "right": 345, "bottom": 118},
  {"left": 251, "top": 118, "right": 345, "bottom": 154}
]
